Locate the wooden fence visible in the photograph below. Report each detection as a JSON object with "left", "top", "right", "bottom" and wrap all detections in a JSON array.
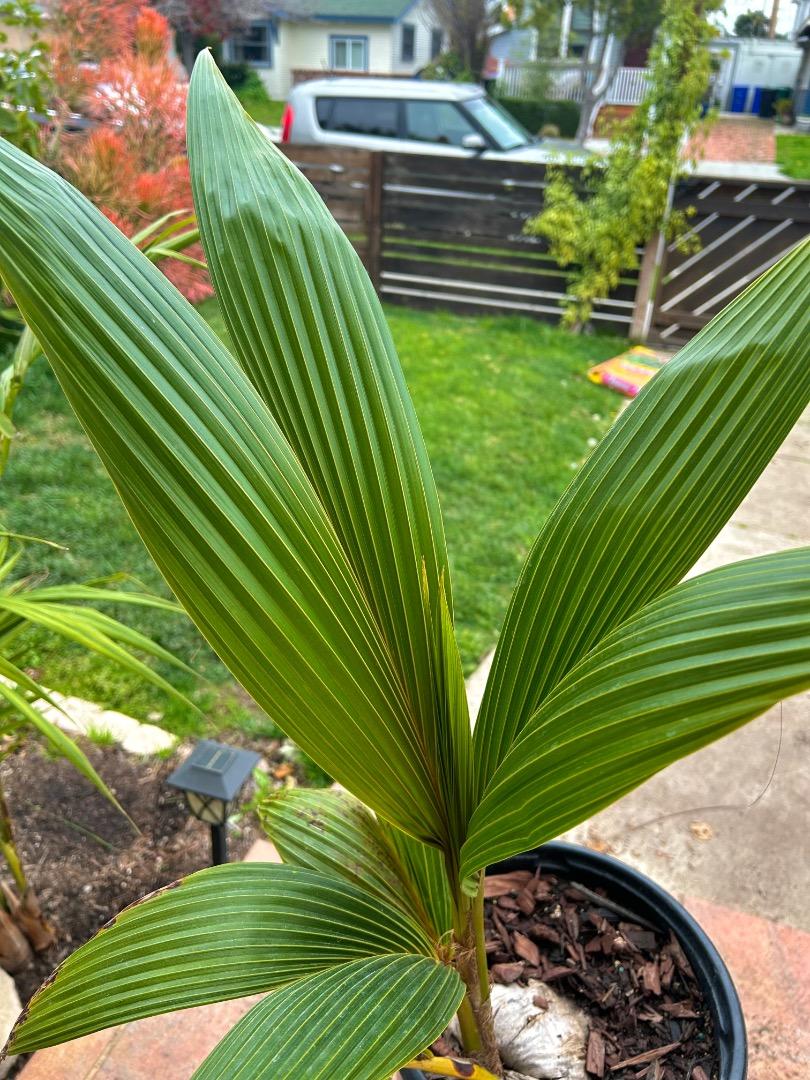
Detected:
[
  {"left": 648, "top": 175, "right": 810, "bottom": 345},
  {"left": 281, "top": 145, "right": 810, "bottom": 343}
]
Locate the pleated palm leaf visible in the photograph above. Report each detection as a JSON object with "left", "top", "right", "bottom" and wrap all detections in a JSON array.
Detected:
[{"left": 0, "top": 52, "right": 808, "bottom": 1078}]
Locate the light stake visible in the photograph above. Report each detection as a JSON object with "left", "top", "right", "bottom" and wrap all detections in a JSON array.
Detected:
[{"left": 167, "top": 739, "right": 260, "bottom": 865}]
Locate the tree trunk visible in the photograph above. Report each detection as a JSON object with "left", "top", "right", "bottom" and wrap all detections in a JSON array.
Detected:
[{"left": 575, "top": 36, "right": 625, "bottom": 144}]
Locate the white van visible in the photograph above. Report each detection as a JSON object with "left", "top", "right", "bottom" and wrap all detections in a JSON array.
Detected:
[{"left": 281, "top": 78, "right": 581, "bottom": 164}]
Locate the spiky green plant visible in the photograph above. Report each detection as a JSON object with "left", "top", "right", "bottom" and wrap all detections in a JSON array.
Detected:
[
  {"left": 1, "top": 52, "right": 809, "bottom": 1078},
  {"left": 0, "top": 529, "right": 191, "bottom": 958}
]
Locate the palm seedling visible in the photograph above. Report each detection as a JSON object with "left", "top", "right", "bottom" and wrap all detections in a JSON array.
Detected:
[{"left": 0, "top": 53, "right": 808, "bottom": 1078}]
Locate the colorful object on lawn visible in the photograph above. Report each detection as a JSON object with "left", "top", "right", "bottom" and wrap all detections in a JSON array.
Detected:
[{"left": 587, "top": 346, "right": 671, "bottom": 398}]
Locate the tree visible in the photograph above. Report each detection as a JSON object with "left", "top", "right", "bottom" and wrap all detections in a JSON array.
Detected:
[
  {"left": 524, "top": 0, "right": 664, "bottom": 143},
  {"left": 428, "top": 0, "right": 500, "bottom": 81},
  {"left": 156, "top": 0, "right": 259, "bottom": 72},
  {"left": 734, "top": 8, "right": 768, "bottom": 37},
  {"left": 527, "top": 0, "right": 721, "bottom": 329}
]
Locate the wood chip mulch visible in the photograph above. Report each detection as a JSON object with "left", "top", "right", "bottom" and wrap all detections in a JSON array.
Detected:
[{"left": 484, "top": 869, "right": 718, "bottom": 1079}]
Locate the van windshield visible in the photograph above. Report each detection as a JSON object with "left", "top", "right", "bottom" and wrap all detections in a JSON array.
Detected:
[{"left": 463, "top": 97, "right": 532, "bottom": 152}]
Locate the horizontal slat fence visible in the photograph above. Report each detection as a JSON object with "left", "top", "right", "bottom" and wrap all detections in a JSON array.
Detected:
[
  {"left": 650, "top": 176, "right": 810, "bottom": 345},
  {"left": 379, "top": 154, "right": 638, "bottom": 330},
  {"left": 281, "top": 145, "right": 809, "bottom": 342},
  {"left": 279, "top": 145, "right": 379, "bottom": 282}
]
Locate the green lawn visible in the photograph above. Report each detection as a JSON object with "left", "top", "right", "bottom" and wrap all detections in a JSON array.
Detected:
[
  {"left": 776, "top": 133, "right": 810, "bottom": 179},
  {"left": 233, "top": 72, "right": 284, "bottom": 127},
  {"left": 3, "top": 302, "right": 622, "bottom": 741}
]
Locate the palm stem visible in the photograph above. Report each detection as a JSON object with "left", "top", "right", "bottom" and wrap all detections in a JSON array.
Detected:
[
  {"left": 0, "top": 777, "right": 26, "bottom": 894},
  {"left": 472, "top": 880, "right": 490, "bottom": 1005},
  {"left": 448, "top": 866, "right": 500, "bottom": 1074}
]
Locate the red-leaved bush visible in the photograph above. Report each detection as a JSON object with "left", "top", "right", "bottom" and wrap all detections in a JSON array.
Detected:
[{"left": 47, "top": 2, "right": 211, "bottom": 302}]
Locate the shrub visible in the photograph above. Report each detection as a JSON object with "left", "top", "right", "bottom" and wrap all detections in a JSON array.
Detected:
[
  {"left": 45, "top": 1, "right": 211, "bottom": 303},
  {"left": 496, "top": 96, "right": 580, "bottom": 138},
  {"left": 217, "top": 60, "right": 252, "bottom": 89}
]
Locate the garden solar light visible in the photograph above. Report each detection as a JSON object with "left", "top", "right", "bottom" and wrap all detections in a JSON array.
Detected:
[{"left": 167, "top": 739, "right": 260, "bottom": 865}]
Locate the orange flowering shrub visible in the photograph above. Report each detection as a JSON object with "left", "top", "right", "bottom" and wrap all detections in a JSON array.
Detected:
[{"left": 48, "top": 2, "right": 211, "bottom": 302}]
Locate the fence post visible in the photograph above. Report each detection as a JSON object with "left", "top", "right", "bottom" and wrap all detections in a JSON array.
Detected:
[
  {"left": 629, "top": 232, "right": 665, "bottom": 342},
  {"left": 366, "top": 152, "right": 383, "bottom": 295}
]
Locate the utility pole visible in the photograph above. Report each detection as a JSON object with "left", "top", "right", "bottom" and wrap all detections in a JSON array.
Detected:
[{"left": 769, "top": 0, "right": 780, "bottom": 39}]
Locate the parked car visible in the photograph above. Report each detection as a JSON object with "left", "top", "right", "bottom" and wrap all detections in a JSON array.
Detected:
[{"left": 281, "top": 78, "right": 583, "bottom": 163}]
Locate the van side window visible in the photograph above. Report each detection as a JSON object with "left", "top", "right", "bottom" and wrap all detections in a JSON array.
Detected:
[
  {"left": 404, "top": 101, "right": 478, "bottom": 146},
  {"left": 315, "top": 97, "right": 400, "bottom": 138}
]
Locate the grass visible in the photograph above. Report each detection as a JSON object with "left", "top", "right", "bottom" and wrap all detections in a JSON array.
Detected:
[
  {"left": 3, "top": 302, "right": 623, "bottom": 743},
  {"left": 233, "top": 71, "right": 284, "bottom": 127},
  {"left": 85, "top": 725, "right": 117, "bottom": 748},
  {"left": 776, "top": 133, "right": 810, "bottom": 179}
]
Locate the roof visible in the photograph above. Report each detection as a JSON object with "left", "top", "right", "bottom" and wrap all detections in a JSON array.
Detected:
[
  {"left": 291, "top": 77, "right": 485, "bottom": 99},
  {"left": 278, "top": 0, "right": 414, "bottom": 21}
]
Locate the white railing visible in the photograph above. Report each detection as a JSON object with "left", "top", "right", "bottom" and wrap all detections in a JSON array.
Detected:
[{"left": 498, "top": 64, "right": 650, "bottom": 106}]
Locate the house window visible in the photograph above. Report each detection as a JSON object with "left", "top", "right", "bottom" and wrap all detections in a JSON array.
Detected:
[
  {"left": 330, "top": 36, "right": 368, "bottom": 71},
  {"left": 225, "top": 21, "right": 274, "bottom": 68},
  {"left": 430, "top": 28, "right": 443, "bottom": 59},
  {"left": 401, "top": 23, "right": 416, "bottom": 63}
]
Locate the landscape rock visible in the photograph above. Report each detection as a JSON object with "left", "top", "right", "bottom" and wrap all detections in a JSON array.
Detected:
[
  {"left": 36, "top": 690, "right": 178, "bottom": 755},
  {"left": 0, "top": 966, "right": 21, "bottom": 1077}
]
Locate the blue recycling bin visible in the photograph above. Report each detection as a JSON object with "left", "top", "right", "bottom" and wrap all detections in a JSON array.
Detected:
[{"left": 730, "top": 85, "right": 749, "bottom": 113}]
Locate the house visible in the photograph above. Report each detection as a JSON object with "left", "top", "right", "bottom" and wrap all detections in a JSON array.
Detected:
[
  {"left": 223, "top": 1, "right": 446, "bottom": 100},
  {"left": 708, "top": 36, "right": 801, "bottom": 113},
  {"left": 793, "top": 0, "right": 810, "bottom": 126}
]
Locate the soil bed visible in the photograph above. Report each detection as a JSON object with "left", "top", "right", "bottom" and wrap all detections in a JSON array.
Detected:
[
  {"left": 1, "top": 735, "right": 292, "bottom": 1008},
  {"left": 482, "top": 868, "right": 717, "bottom": 1080}
]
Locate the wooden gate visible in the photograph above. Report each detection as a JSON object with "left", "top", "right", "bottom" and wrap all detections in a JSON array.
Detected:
[{"left": 649, "top": 175, "right": 810, "bottom": 345}]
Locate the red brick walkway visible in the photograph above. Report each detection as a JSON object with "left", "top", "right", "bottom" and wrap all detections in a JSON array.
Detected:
[{"left": 690, "top": 116, "right": 776, "bottom": 164}]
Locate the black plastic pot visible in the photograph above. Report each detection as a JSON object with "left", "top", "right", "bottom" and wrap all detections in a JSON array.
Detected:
[{"left": 402, "top": 841, "right": 746, "bottom": 1079}]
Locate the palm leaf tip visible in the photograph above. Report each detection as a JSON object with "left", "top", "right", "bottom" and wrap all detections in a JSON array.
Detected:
[{"left": 186, "top": 50, "right": 472, "bottom": 848}]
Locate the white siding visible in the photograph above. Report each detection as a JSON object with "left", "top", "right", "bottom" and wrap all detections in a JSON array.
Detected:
[
  {"left": 391, "top": 0, "right": 445, "bottom": 74},
  {"left": 256, "top": 21, "right": 396, "bottom": 99}
]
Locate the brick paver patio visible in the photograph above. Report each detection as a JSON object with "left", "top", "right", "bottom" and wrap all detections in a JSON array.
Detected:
[{"left": 691, "top": 115, "right": 776, "bottom": 164}]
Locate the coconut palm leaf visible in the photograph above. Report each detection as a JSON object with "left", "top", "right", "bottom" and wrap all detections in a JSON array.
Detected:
[
  {"left": 0, "top": 132, "right": 451, "bottom": 846},
  {"left": 187, "top": 55, "right": 470, "bottom": 843},
  {"left": 7, "top": 864, "right": 436, "bottom": 1054},
  {"left": 192, "top": 954, "right": 463, "bottom": 1080},
  {"left": 461, "top": 548, "right": 810, "bottom": 879},
  {"left": 259, "top": 787, "right": 444, "bottom": 940},
  {"left": 472, "top": 238, "right": 810, "bottom": 793}
]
